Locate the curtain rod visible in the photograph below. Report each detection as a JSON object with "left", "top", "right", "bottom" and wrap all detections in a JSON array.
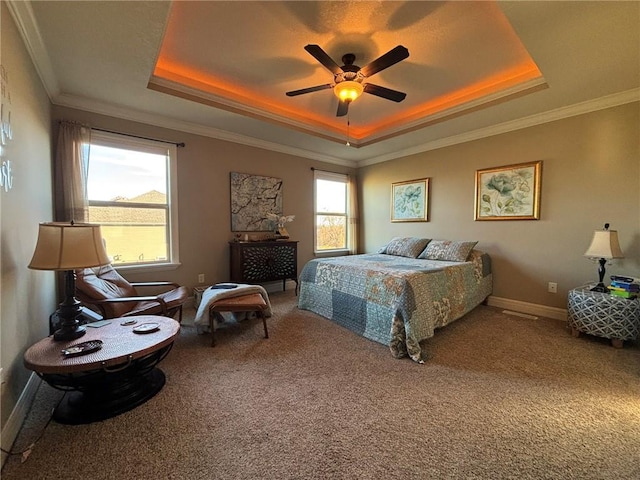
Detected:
[{"left": 91, "top": 127, "right": 185, "bottom": 148}]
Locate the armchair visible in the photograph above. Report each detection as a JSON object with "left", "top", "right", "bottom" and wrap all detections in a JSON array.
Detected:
[{"left": 75, "top": 264, "right": 189, "bottom": 323}]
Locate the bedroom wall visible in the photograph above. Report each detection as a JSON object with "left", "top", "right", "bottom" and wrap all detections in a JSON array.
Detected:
[
  {"left": 51, "top": 105, "right": 355, "bottom": 291},
  {"left": 358, "top": 102, "right": 640, "bottom": 310},
  {"left": 1, "top": 0, "right": 55, "bottom": 437}
]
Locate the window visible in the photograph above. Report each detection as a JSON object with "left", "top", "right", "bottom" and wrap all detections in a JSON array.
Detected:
[
  {"left": 314, "top": 170, "right": 349, "bottom": 253},
  {"left": 85, "top": 131, "right": 179, "bottom": 268}
]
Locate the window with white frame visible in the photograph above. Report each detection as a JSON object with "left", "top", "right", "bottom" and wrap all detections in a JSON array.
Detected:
[
  {"left": 314, "top": 170, "right": 349, "bottom": 253},
  {"left": 85, "top": 131, "right": 179, "bottom": 268}
]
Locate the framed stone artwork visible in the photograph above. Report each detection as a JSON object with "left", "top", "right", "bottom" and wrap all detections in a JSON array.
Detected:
[{"left": 230, "top": 172, "right": 282, "bottom": 231}]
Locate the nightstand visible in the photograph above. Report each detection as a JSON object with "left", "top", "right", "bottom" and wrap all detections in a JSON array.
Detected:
[{"left": 567, "top": 284, "right": 640, "bottom": 348}]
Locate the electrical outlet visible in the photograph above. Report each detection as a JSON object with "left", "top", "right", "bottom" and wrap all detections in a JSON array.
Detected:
[
  {"left": 198, "top": 273, "right": 205, "bottom": 283},
  {"left": 548, "top": 282, "right": 558, "bottom": 294}
]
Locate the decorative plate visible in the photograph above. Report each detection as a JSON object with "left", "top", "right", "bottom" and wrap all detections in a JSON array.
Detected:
[
  {"left": 133, "top": 322, "right": 160, "bottom": 334},
  {"left": 61, "top": 340, "right": 103, "bottom": 357}
]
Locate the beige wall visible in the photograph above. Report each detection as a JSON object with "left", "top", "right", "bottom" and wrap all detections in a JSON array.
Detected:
[
  {"left": 53, "top": 102, "right": 640, "bottom": 311},
  {"left": 359, "top": 102, "right": 640, "bottom": 309},
  {"left": 51, "top": 105, "right": 355, "bottom": 290},
  {"left": 1, "top": 2, "right": 55, "bottom": 429}
]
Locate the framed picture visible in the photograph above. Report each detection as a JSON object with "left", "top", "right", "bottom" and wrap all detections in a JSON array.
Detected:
[
  {"left": 391, "top": 178, "right": 429, "bottom": 222},
  {"left": 230, "top": 172, "right": 283, "bottom": 231},
  {"left": 474, "top": 161, "right": 542, "bottom": 221}
]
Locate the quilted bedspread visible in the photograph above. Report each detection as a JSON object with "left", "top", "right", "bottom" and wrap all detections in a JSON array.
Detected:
[{"left": 298, "top": 251, "right": 492, "bottom": 363}]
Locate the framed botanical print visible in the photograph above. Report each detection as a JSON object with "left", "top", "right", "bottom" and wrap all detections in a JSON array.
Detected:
[
  {"left": 474, "top": 161, "right": 542, "bottom": 220},
  {"left": 391, "top": 178, "right": 429, "bottom": 222}
]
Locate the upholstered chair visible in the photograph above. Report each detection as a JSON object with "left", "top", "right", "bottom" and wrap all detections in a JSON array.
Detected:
[{"left": 75, "top": 264, "right": 188, "bottom": 323}]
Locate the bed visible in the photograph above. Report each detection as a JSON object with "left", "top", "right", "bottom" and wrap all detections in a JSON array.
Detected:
[{"left": 297, "top": 237, "right": 492, "bottom": 363}]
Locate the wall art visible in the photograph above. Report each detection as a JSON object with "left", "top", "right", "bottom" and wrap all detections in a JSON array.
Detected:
[
  {"left": 474, "top": 161, "right": 542, "bottom": 220},
  {"left": 230, "top": 172, "right": 282, "bottom": 231},
  {"left": 391, "top": 178, "right": 429, "bottom": 222}
]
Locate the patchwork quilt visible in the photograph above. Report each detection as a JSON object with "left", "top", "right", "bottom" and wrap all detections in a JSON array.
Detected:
[{"left": 298, "top": 251, "right": 492, "bottom": 363}]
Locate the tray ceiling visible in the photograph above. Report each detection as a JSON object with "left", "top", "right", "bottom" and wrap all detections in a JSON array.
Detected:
[{"left": 11, "top": 1, "right": 640, "bottom": 166}]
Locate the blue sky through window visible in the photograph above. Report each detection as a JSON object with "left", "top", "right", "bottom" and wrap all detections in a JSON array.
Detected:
[{"left": 87, "top": 144, "right": 166, "bottom": 201}]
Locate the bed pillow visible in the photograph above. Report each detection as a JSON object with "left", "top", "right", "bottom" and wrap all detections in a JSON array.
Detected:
[
  {"left": 382, "top": 237, "right": 431, "bottom": 258},
  {"left": 418, "top": 240, "right": 478, "bottom": 262}
]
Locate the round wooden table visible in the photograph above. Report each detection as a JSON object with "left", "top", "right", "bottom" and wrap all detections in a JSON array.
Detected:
[{"left": 24, "top": 315, "right": 180, "bottom": 424}]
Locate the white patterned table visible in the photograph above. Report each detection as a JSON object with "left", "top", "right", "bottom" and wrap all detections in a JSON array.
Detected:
[{"left": 567, "top": 284, "right": 640, "bottom": 348}]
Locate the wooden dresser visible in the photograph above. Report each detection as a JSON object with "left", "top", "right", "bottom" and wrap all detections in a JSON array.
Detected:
[{"left": 229, "top": 240, "right": 298, "bottom": 292}]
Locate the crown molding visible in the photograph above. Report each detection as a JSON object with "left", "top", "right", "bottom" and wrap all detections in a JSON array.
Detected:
[
  {"left": 358, "top": 88, "right": 640, "bottom": 167},
  {"left": 53, "top": 93, "right": 356, "bottom": 168},
  {"left": 147, "top": 76, "right": 347, "bottom": 146},
  {"left": 359, "top": 77, "right": 548, "bottom": 145},
  {"left": 7, "top": 0, "right": 59, "bottom": 98},
  {"left": 13, "top": 0, "right": 636, "bottom": 169}
]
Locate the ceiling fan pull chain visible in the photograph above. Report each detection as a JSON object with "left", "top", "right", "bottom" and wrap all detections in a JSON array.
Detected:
[{"left": 346, "top": 116, "right": 351, "bottom": 147}]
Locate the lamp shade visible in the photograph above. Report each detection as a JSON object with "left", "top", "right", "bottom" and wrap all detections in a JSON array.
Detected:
[
  {"left": 584, "top": 230, "right": 624, "bottom": 259},
  {"left": 28, "top": 222, "right": 110, "bottom": 271}
]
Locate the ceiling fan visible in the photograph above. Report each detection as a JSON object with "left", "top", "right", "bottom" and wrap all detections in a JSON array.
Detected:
[{"left": 286, "top": 44, "right": 410, "bottom": 117}]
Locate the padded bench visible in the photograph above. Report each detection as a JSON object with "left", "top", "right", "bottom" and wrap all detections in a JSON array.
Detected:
[{"left": 208, "top": 293, "right": 269, "bottom": 346}]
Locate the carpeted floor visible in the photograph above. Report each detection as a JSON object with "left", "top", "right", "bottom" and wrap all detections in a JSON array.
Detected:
[{"left": 2, "top": 290, "right": 639, "bottom": 479}]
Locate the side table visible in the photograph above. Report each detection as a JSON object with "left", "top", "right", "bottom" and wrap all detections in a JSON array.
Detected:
[
  {"left": 567, "top": 284, "right": 640, "bottom": 348},
  {"left": 24, "top": 315, "right": 180, "bottom": 424}
]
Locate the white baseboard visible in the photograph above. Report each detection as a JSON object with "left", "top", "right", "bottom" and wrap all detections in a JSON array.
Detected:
[
  {"left": 486, "top": 295, "right": 567, "bottom": 321},
  {"left": 1, "top": 373, "right": 42, "bottom": 467}
]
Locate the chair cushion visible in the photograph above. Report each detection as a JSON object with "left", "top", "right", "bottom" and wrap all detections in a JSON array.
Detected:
[
  {"left": 76, "top": 265, "right": 138, "bottom": 318},
  {"left": 123, "top": 286, "right": 189, "bottom": 317}
]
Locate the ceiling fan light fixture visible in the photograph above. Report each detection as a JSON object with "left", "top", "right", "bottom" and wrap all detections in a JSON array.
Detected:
[{"left": 334, "top": 81, "right": 363, "bottom": 102}]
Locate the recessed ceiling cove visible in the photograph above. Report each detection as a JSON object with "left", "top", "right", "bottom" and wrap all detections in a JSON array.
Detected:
[{"left": 148, "top": 1, "right": 545, "bottom": 147}]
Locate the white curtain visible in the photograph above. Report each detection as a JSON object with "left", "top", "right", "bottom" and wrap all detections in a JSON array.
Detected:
[
  {"left": 348, "top": 174, "right": 359, "bottom": 255},
  {"left": 54, "top": 121, "right": 91, "bottom": 222}
]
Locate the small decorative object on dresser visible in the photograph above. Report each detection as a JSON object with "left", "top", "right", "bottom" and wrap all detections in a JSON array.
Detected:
[
  {"left": 266, "top": 213, "right": 295, "bottom": 239},
  {"left": 567, "top": 284, "right": 639, "bottom": 348}
]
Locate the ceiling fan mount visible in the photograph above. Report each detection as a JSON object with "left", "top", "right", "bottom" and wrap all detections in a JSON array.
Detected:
[
  {"left": 340, "top": 53, "right": 358, "bottom": 70},
  {"left": 286, "top": 44, "right": 409, "bottom": 117}
]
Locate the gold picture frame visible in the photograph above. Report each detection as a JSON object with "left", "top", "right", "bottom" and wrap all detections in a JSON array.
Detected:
[
  {"left": 474, "top": 161, "right": 542, "bottom": 221},
  {"left": 391, "top": 178, "right": 429, "bottom": 222}
]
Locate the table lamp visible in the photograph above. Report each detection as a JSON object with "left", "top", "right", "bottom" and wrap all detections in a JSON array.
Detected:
[
  {"left": 28, "top": 222, "right": 110, "bottom": 341},
  {"left": 584, "top": 223, "right": 624, "bottom": 293}
]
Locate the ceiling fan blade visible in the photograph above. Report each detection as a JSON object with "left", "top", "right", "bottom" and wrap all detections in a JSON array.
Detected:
[
  {"left": 304, "top": 44, "right": 343, "bottom": 74},
  {"left": 360, "top": 45, "right": 409, "bottom": 78},
  {"left": 363, "top": 83, "right": 407, "bottom": 102},
  {"left": 336, "top": 100, "right": 350, "bottom": 117},
  {"left": 286, "top": 84, "right": 333, "bottom": 96}
]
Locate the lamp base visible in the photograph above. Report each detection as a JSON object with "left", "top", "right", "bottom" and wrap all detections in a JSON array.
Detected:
[
  {"left": 590, "top": 283, "right": 609, "bottom": 293},
  {"left": 53, "top": 324, "right": 86, "bottom": 341},
  {"left": 52, "top": 270, "right": 87, "bottom": 341}
]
